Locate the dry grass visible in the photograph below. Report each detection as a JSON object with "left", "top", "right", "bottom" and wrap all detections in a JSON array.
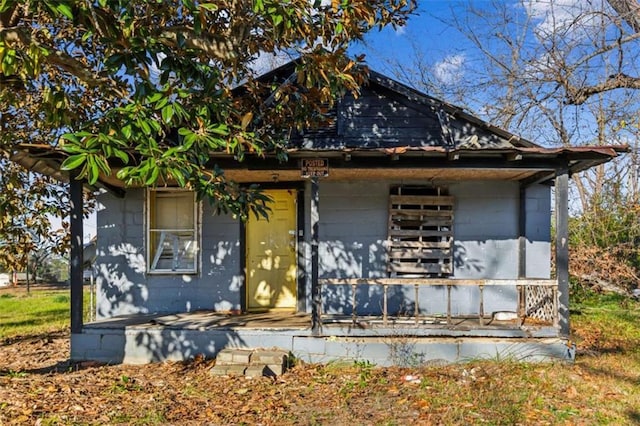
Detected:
[{"left": 0, "top": 289, "right": 638, "bottom": 425}]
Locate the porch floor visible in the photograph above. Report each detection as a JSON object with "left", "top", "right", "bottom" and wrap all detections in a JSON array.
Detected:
[
  {"left": 84, "top": 310, "right": 556, "bottom": 337},
  {"left": 85, "top": 310, "right": 313, "bottom": 330},
  {"left": 75, "top": 311, "right": 570, "bottom": 365}
]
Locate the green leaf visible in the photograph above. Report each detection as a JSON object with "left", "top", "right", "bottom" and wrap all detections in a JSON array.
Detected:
[
  {"left": 154, "top": 96, "right": 168, "bottom": 110},
  {"left": 60, "top": 133, "right": 80, "bottom": 145},
  {"left": 56, "top": 3, "right": 73, "bottom": 20},
  {"left": 112, "top": 149, "right": 129, "bottom": 164},
  {"left": 116, "top": 166, "right": 133, "bottom": 180},
  {"left": 121, "top": 125, "right": 132, "bottom": 139},
  {"left": 171, "top": 168, "right": 186, "bottom": 187},
  {"left": 199, "top": 3, "right": 218, "bottom": 11},
  {"left": 60, "top": 154, "right": 86, "bottom": 170},
  {"left": 0, "top": 0, "right": 15, "bottom": 13},
  {"left": 161, "top": 105, "right": 174, "bottom": 124},
  {"left": 145, "top": 166, "right": 160, "bottom": 185},
  {"left": 209, "top": 124, "right": 229, "bottom": 136},
  {"left": 86, "top": 156, "right": 100, "bottom": 185},
  {"left": 147, "top": 92, "right": 163, "bottom": 103}
]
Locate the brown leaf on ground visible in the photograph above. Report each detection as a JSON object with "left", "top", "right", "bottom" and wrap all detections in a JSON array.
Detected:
[{"left": 1, "top": 329, "right": 639, "bottom": 425}]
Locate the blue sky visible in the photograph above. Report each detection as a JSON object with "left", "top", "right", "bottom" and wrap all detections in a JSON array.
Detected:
[
  {"left": 355, "top": 1, "right": 474, "bottom": 76},
  {"left": 70, "top": 0, "right": 632, "bottom": 238}
]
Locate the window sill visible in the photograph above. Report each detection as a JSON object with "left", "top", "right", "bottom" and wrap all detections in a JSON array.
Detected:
[{"left": 147, "top": 270, "right": 198, "bottom": 275}]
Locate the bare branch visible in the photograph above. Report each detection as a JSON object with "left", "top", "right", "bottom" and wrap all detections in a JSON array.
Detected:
[
  {"left": 607, "top": 0, "right": 640, "bottom": 32},
  {"left": 565, "top": 72, "right": 640, "bottom": 105}
]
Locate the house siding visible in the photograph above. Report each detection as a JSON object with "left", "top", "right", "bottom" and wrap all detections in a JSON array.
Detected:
[
  {"left": 298, "top": 84, "right": 513, "bottom": 150},
  {"left": 95, "top": 189, "right": 243, "bottom": 319},
  {"left": 94, "top": 180, "right": 550, "bottom": 319},
  {"left": 314, "top": 180, "right": 551, "bottom": 317}
]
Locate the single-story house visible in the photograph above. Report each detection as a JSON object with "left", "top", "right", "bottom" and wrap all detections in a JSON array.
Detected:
[{"left": 11, "top": 61, "right": 626, "bottom": 365}]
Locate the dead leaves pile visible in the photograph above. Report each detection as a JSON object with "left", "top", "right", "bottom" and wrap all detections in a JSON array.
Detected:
[{"left": 1, "top": 330, "right": 639, "bottom": 425}]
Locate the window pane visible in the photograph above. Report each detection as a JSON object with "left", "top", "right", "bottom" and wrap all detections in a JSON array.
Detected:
[
  {"left": 148, "top": 190, "right": 198, "bottom": 272},
  {"left": 152, "top": 192, "right": 194, "bottom": 230},
  {"left": 150, "top": 230, "right": 197, "bottom": 271}
]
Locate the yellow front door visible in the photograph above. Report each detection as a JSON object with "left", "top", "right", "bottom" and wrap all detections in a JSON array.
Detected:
[{"left": 246, "top": 189, "right": 297, "bottom": 311}]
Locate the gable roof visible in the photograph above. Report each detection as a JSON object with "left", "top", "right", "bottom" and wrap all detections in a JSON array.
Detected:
[{"left": 8, "top": 59, "right": 627, "bottom": 192}]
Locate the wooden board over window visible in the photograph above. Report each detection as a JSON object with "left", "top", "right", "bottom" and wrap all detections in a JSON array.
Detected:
[{"left": 387, "top": 186, "right": 453, "bottom": 276}]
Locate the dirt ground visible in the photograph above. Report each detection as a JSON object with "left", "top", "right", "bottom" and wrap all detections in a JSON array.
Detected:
[
  {"left": 1, "top": 285, "right": 639, "bottom": 425},
  {"left": 0, "top": 330, "right": 430, "bottom": 425}
]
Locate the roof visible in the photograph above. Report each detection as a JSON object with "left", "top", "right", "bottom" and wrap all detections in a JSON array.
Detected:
[{"left": 8, "top": 60, "right": 628, "bottom": 192}]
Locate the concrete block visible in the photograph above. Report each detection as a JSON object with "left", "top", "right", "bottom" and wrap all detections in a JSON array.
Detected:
[
  {"left": 251, "top": 350, "right": 287, "bottom": 365},
  {"left": 210, "top": 364, "right": 246, "bottom": 376},
  {"left": 70, "top": 333, "right": 101, "bottom": 360},
  {"left": 240, "top": 333, "right": 294, "bottom": 350},
  {"left": 292, "top": 336, "right": 326, "bottom": 357},
  {"left": 245, "top": 365, "right": 268, "bottom": 378},
  {"left": 100, "top": 333, "right": 126, "bottom": 351},
  {"left": 231, "top": 349, "right": 253, "bottom": 364},
  {"left": 264, "top": 364, "right": 285, "bottom": 376}
]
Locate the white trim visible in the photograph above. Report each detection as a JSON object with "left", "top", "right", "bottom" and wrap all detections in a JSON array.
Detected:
[{"left": 146, "top": 188, "right": 200, "bottom": 274}]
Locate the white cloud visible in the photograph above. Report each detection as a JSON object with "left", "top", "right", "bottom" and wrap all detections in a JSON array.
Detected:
[
  {"left": 521, "top": 0, "right": 600, "bottom": 39},
  {"left": 249, "top": 50, "right": 295, "bottom": 76},
  {"left": 433, "top": 54, "right": 465, "bottom": 85}
]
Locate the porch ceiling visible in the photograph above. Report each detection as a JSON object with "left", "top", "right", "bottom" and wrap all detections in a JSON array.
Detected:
[{"left": 221, "top": 167, "right": 544, "bottom": 183}]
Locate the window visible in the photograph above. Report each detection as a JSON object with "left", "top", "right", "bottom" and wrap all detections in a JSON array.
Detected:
[
  {"left": 147, "top": 189, "right": 199, "bottom": 273},
  {"left": 387, "top": 186, "right": 453, "bottom": 276}
]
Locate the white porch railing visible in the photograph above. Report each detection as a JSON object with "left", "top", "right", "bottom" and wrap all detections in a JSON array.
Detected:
[{"left": 317, "top": 278, "right": 558, "bottom": 327}]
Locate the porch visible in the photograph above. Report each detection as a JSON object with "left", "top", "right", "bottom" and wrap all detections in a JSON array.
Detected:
[{"left": 71, "top": 277, "right": 572, "bottom": 365}]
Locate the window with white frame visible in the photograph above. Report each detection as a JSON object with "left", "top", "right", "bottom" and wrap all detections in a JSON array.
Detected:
[{"left": 147, "top": 189, "right": 199, "bottom": 273}]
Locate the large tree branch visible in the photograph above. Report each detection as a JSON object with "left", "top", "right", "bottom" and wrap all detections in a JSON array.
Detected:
[
  {"left": 565, "top": 72, "right": 640, "bottom": 105},
  {"left": 0, "top": 27, "right": 109, "bottom": 87},
  {"left": 607, "top": 0, "right": 640, "bottom": 33}
]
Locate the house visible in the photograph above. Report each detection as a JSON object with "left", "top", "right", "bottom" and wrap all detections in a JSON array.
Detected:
[{"left": 10, "top": 62, "right": 625, "bottom": 365}]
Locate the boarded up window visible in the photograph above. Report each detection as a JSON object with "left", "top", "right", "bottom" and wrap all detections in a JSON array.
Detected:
[{"left": 387, "top": 186, "right": 453, "bottom": 276}]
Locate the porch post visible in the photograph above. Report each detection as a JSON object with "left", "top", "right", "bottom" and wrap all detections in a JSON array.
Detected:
[
  {"left": 70, "top": 172, "right": 84, "bottom": 334},
  {"left": 555, "top": 167, "right": 570, "bottom": 336},
  {"left": 518, "top": 183, "right": 527, "bottom": 278},
  {"left": 310, "top": 177, "right": 321, "bottom": 335},
  {"left": 517, "top": 183, "right": 527, "bottom": 320}
]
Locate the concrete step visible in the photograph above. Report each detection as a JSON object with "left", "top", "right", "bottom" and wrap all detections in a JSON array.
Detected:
[{"left": 210, "top": 348, "right": 289, "bottom": 378}]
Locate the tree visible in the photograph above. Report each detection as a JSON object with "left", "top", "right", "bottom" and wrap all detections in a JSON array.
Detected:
[
  {"left": 382, "top": 0, "right": 639, "bottom": 289},
  {"left": 1, "top": 0, "right": 415, "bottom": 219},
  {"left": 0, "top": 157, "right": 69, "bottom": 288}
]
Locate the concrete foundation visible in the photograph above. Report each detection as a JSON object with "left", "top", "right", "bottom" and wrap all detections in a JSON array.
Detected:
[{"left": 72, "top": 318, "right": 574, "bottom": 366}]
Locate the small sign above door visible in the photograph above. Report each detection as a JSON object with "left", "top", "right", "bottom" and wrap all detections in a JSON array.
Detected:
[{"left": 301, "top": 158, "right": 329, "bottom": 178}]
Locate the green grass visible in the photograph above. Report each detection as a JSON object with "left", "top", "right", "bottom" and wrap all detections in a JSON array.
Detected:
[
  {"left": 571, "top": 290, "right": 640, "bottom": 352},
  {"left": 0, "top": 288, "right": 93, "bottom": 340}
]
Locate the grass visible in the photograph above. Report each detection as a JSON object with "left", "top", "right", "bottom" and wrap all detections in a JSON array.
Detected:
[
  {"left": 0, "top": 286, "right": 93, "bottom": 340},
  {"left": 0, "top": 286, "right": 638, "bottom": 424}
]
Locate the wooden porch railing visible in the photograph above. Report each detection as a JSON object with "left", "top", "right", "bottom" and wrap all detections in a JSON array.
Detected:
[{"left": 317, "top": 278, "right": 558, "bottom": 327}]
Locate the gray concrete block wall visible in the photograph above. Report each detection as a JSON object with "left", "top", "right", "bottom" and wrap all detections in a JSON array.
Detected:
[
  {"left": 200, "top": 203, "right": 243, "bottom": 312},
  {"left": 95, "top": 189, "right": 243, "bottom": 319},
  {"left": 313, "top": 180, "right": 551, "bottom": 317},
  {"left": 451, "top": 181, "right": 519, "bottom": 279},
  {"left": 315, "top": 181, "right": 389, "bottom": 315},
  {"left": 525, "top": 184, "right": 551, "bottom": 278},
  {"left": 94, "top": 179, "right": 551, "bottom": 320},
  {"left": 96, "top": 189, "right": 149, "bottom": 319}
]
